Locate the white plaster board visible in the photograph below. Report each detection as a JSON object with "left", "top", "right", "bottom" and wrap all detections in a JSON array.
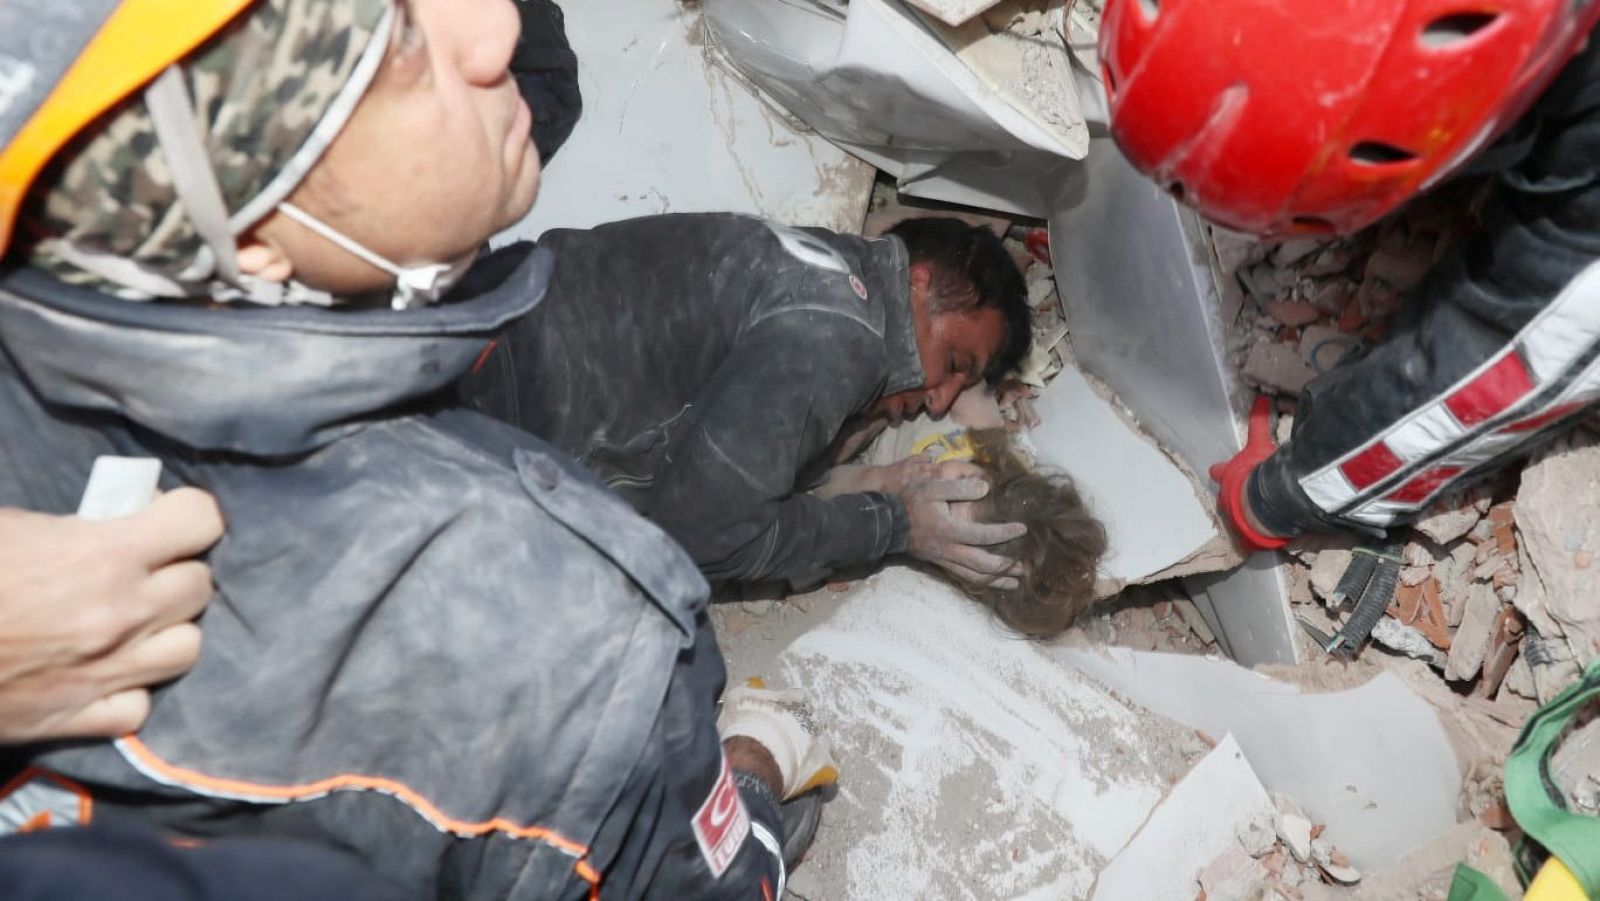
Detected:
[
  {"left": 902, "top": 0, "right": 1004, "bottom": 28},
  {"left": 1053, "top": 647, "right": 1463, "bottom": 870},
  {"left": 1091, "top": 734, "right": 1274, "bottom": 901},
  {"left": 765, "top": 567, "right": 1204, "bottom": 899},
  {"left": 701, "top": 0, "right": 1087, "bottom": 218},
  {"left": 1049, "top": 136, "right": 1297, "bottom": 665},
  {"left": 1028, "top": 365, "right": 1217, "bottom": 583},
  {"left": 497, "top": 0, "right": 872, "bottom": 243}
]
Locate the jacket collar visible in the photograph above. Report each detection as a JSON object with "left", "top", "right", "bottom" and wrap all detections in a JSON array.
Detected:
[
  {"left": 0, "top": 245, "right": 553, "bottom": 457},
  {"left": 866, "top": 235, "right": 925, "bottom": 395}
]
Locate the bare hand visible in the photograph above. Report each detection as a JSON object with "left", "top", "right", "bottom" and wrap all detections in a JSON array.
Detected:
[
  {"left": 900, "top": 466, "right": 1025, "bottom": 589},
  {"left": 0, "top": 488, "right": 224, "bottom": 744}
]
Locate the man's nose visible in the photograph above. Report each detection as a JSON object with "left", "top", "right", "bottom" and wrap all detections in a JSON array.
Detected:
[
  {"left": 925, "top": 382, "right": 963, "bottom": 417},
  {"left": 460, "top": 0, "right": 523, "bottom": 87}
]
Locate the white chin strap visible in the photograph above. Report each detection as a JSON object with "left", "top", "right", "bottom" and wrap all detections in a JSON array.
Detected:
[
  {"left": 128, "top": 5, "right": 472, "bottom": 310},
  {"left": 276, "top": 202, "right": 473, "bottom": 311}
]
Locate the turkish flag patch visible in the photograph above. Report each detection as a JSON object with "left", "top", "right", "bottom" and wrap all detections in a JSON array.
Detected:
[{"left": 692, "top": 753, "right": 751, "bottom": 877}]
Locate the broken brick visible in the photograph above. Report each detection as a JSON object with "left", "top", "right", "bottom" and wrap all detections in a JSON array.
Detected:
[
  {"left": 1335, "top": 304, "right": 1368, "bottom": 334},
  {"left": 1265, "top": 299, "right": 1323, "bottom": 328},
  {"left": 1415, "top": 578, "right": 1453, "bottom": 650},
  {"left": 1476, "top": 608, "right": 1526, "bottom": 698},
  {"left": 1242, "top": 342, "right": 1316, "bottom": 395},
  {"left": 1494, "top": 524, "right": 1516, "bottom": 557},
  {"left": 1391, "top": 582, "right": 1424, "bottom": 625}
]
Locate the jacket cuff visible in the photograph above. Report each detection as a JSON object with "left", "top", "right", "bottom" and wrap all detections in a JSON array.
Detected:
[
  {"left": 731, "top": 768, "right": 784, "bottom": 851},
  {"left": 1249, "top": 451, "right": 1388, "bottom": 540},
  {"left": 872, "top": 491, "right": 910, "bottom": 555}
]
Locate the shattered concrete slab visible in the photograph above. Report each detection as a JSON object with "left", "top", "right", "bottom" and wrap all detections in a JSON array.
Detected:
[
  {"left": 901, "top": 0, "right": 1004, "bottom": 27},
  {"left": 715, "top": 569, "right": 1207, "bottom": 899},
  {"left": 1027, "top": 365, "right": 1233, "bottom": 585},
  {"left": 1446, "top": 583, "right": 1500, "bottom": 683},
  {"left": 1051, "top": 648, "right": 1460, "bottom": 869},
  {"left": 1091, "top": 734, "right": 1274, "bottom": 901},
  {"left": 1516, "top": 434, "right": 1600, "bottom": 663},
  {"left": 498, "top": 0, "right": 874, "bottom": 240}
]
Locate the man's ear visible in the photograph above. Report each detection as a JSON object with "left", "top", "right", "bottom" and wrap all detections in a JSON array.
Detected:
[
  {"left": 236, "top": 236, "right": 294, "bottom": 283},
  {"left": 908, "top": 261, "right": 933, "bottom": 293}
]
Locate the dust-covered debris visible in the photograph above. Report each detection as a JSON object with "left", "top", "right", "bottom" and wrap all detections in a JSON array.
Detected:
[
  {"left": 1516, "top": 431, "right": 1600, "bottom": 676},
  {"left": 1213, "top": 180, "right": 1490, "bottom": 400},
  {"left": 725, "top": 570, "right": 1209, "bottom": 900}
]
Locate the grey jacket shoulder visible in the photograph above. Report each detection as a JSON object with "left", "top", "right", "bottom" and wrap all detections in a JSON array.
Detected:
[
  {"left": 541, "top": 212, "right": 903, "bottom": 339},
  {"left": 0, "top": 258, "right": 753, "bottom": 900}
]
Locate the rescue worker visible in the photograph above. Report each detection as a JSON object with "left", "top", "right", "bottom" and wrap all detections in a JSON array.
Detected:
[
  {"left": 460, "top": 214, "right": 1035, "bottom": 590},
  {"left": 1099, "top": 0, "right": 1600, "bottom": 549},
  {"left": 0, "top": 1, "right": 830, "bottom": 897}
]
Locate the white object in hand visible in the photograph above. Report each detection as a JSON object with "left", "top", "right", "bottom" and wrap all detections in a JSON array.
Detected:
[{"left": 77, "top": 456, "right": 162, "bottom": 521}]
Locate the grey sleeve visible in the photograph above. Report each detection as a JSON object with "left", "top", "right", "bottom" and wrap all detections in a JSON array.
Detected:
[
  {"left": 644, "top": 314, "right": 908, "bottom": 586},
  {"left": 1249, "top": 46, "right": 1600, "bottom": 536}
]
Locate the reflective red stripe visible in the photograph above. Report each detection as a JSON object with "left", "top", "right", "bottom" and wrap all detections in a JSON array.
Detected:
[
  {"left": 1384, "top": 466, "right": 1463, "bottom": 504},
  {"left": 1339, "top": 442, "right": 1402, "bottom": 490},
  {"left": 1444, "top": 353, "right": 1535, "bottom": 426},
  {"left": 1500, "top": 400, "right": 1586, "bottom": 433}
]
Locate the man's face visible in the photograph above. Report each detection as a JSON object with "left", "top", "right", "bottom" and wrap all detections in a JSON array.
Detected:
[
  {"left": 868, "top": 264, "right": 1004, "bottom": 424},
  {"left": 247, "top": 0, "right": 542, "bottom": 293}
]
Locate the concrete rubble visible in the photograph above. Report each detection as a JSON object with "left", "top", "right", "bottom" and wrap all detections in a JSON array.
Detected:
[
  {"left": 1277, "top": 427, "right": 1600, "bottom": 720},
  {"left": 1210, "top": 170, "right": 1600, "bottom": 866}
]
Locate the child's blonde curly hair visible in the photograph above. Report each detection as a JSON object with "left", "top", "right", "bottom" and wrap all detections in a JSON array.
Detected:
[{"left": 962, "top": 429, "right": 1108, "bottom": 639}]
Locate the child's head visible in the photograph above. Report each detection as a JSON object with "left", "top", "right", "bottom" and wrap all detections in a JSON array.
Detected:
[{"left": 959, "top": 429, "right": 1108, "bottom": 639}]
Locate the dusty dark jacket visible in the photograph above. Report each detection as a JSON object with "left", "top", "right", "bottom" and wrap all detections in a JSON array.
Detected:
[
  {"left": 460, "top": 213, "right": 927, "bottom": 587},
  {"left": 1249, "top": 40, "right": 1600, "bottom": 537},
  {"left": 0, "top": 251, "right": 781, "bottom": 900}
]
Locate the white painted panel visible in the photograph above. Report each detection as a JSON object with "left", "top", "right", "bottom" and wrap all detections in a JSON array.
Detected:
[
  {"left": 1055, "top": 647, "right": 1462, "bottom": 870},
  {"left": 1050, "top": 136, "right": 1299, "bottom": 665},
  {"left": 498, "top": 0, "right": 872, "bottom": 243},
  {"left": 1092, "top": 735, "right": 1275, "bottom": 901},
  {"left": 702, "top": 0, "right": 1088, "bottom": 217},
  {"left": 1029, "top": 365, "right": 1217, "bottom": 583},
  {"left": 771, "top": 568, "right": 1202, "bottom": 899}
]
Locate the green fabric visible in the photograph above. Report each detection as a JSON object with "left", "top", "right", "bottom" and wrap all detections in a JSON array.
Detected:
[
  {"left": 1504, "top": 658, "right": 1600, "bottom": 895},
  {"left": 1448, "top": 864, "right": 1510, "bottom": 901}
]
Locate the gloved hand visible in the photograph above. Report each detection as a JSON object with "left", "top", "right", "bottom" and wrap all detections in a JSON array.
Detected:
[
  {"left": 902, "top": 464, "right": 1026, "bottom": 590},
  {"left": 1208, "top": 395, "right": 1289, "bottom": 552},
  {"left": 718, "top": 681, "right": 839, "bottom": 800}
]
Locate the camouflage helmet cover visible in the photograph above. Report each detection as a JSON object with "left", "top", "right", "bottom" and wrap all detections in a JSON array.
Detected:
[{"left": 26, "top": 0, "right": 390, "bottom": 296}]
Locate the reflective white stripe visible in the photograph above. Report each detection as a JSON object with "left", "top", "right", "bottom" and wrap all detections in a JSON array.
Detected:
[
  {"left": 1383, "top": 404, "right": 1466, "bottom": 460},
  {"left": 750, "top": 819, "right": 786, "bottom": 899},
  {"left": 1301, "top": 467, "right": 1357, "bottom": 512},
  {"left": 1299, "top": 260, "right": 1600, "bottom": 515},
  {"left": 1344, "top": 354, "right": 1600, "bottom": 521},
  {"left": 1521, "top": 260, "right": 1600, "bottom": 381},
  {"left": 1342, "top": 499, "right": 1414, "bottom": 528}
]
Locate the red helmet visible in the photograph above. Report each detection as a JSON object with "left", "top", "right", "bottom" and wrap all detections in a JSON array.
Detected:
[{"left": 1099, "top": 0, "right": 1600, "bottom": 236}]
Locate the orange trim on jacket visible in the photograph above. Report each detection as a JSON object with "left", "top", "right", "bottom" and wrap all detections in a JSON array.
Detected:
[{"left": 115, "top": 736, "right": 601, "bottom": 896}]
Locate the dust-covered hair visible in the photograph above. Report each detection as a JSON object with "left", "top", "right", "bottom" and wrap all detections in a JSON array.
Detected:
[{"left": 961, "top": 429, "right": 1107, "bottom": 638}]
